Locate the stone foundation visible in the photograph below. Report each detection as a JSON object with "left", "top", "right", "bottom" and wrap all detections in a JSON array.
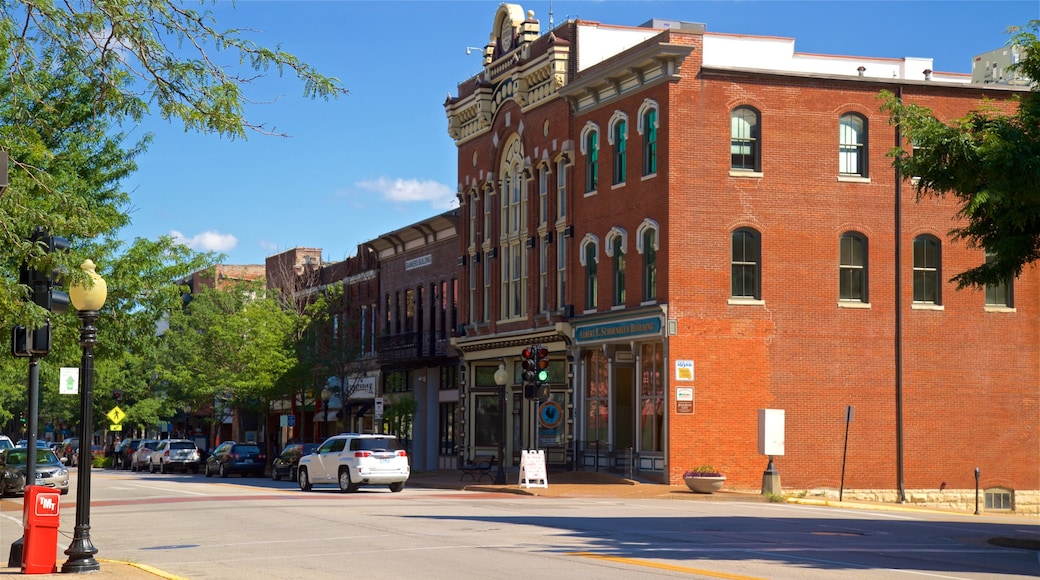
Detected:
[{"left": 791, "top": 487, "right": 1040, "bottom": 516}]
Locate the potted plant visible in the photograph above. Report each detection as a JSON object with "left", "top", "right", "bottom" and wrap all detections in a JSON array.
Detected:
[{"left": 682, "top": 465, "right": 726, "bottom": 494}]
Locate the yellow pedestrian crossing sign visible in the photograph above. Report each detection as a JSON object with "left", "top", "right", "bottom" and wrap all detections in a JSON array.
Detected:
[{"left": 107, "top": 406, "right": 125, "bottom": 424}]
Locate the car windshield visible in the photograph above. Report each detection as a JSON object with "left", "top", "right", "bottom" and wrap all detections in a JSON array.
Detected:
[
  {"left": 0, "top": 439, "right": 12, "bottom": 450},
  {"left": 142, "top": 441, "right": 159, "bottom": 450},
  {"left": 5, "top": 449, "right": 60, "bottom": 465}
]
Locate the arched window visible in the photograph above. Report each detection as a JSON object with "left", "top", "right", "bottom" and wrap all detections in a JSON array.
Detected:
[
  {"left": 731, "top": 228, "right": 761, "bottom": 299},
  {"left": 606, "top": 228, "right": 627, "bottom": 306},
  {"left": 912, "top": 235, "right": 941, "bottom": 304},
  {"left": 731, "top": 106, "right": 760, "bottom": 171},
  {"left": 641, "top": 228, "right": 657, "bottom": 301},
  {"left": 580, "top": 235, "right": 599, "bottom": 311},
  {"left": 637, "top": 99, "right": 659, "bottom": 177},
  {"left": 609, "top": 111, "right": 628, "bottom": 185},
  {"left": 839, "top": 232, "right": 868, "bottom": 302},
  {"left": 581, "top": 123, "right": 600, "bottom": 193},
  {"left": 839, "top": 113, "right": 868, "bottom": 176}
]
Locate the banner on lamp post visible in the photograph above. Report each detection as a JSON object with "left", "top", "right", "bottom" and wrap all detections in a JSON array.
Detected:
[{"left": 60, "top": 367, "right": 78, "bottom": 395}]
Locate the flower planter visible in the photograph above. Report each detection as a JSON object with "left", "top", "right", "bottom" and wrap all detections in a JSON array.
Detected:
[{"left": 683, "top": 476, "right": 726, "bottom": 494}]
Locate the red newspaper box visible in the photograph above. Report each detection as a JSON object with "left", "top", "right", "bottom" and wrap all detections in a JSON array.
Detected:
[{"left": 22, "top": 485, "right": 61, "bottom": 574}]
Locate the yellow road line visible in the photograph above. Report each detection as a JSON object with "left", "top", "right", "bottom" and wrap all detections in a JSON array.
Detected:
[{"left": 569, "top": 552, "right": 764, "bottom": 579}]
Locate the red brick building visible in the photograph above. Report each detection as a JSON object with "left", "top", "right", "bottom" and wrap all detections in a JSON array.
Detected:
[{"left": 446, "top": 4, "right": 1038, "bottom": 512}]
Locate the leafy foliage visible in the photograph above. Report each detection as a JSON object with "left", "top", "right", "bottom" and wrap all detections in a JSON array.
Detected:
[
  {"left": 0, "top": 1, "right": 343, "bottom": 435},
  {"left": 881, "top": 20, "right": 1040, "bottom": 289}
]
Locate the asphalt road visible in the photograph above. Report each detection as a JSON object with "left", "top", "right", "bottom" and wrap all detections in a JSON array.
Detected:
[{"left": 1, "top": 469, "right": 1038, "bottom": 579}]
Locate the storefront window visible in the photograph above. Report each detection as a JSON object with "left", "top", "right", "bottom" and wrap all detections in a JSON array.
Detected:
[
  {"left": 473, "top": 394, "right": 501, "bottom": 447},
  {"left": 639, "top": 342, "right": 664, "bottom": 453},
  {"left": 585, "top": 349, "right": 609, "bottom": 445}
]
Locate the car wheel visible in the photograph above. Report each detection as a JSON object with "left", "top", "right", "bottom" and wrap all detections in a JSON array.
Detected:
[
  {"left": 149, "top": 461, "right": 155, "bottom": 474},
  {"left": 339, "top": 469, "right": 360, "bottom": 493},
  {"left": 204, "top": 463, "right": 212, "bottom": 478},
  {"left": 130, "top": 460, "right": 137, "bottom": 473},
  {"left": 271, "top": 468, "right": 280, "bottom": 481},
  {"left": 290, "top": 467, "right": 298, "bottom": 482},
  {"left": 389, "top": 481, "right": 405, "bottom": 493},
  {"left": 160, "top": 461, "right": 167, "bottom": 474},
  {"left": 219, "top": 464, "right": 227, "bottom": 478},
  {"left": 298, "top": 468, "right": 311, "bottom": 491}
]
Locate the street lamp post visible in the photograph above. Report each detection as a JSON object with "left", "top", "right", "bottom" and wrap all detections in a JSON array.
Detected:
[
  {"left": 62, "top": 260, "right": 107, "bottom": 574},
  {"left": 493, "top": 364, "right": 508, "bottom": 485},
  {"left": 320, "top": 387, "right": 332, "bottom": 441}
]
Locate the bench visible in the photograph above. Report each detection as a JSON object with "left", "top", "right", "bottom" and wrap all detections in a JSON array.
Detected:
[{"left": 459, "top": 454, "right": 496, "bottom": 482}]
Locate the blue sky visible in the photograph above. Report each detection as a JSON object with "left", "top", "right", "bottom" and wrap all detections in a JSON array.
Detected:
[{"left": 120, "top": 0, "right": 1040, "bottom": 266}]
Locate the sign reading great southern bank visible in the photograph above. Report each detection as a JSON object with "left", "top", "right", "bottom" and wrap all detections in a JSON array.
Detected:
[{"left": 574, "top": 317, "right": 662, "bottom": 344}]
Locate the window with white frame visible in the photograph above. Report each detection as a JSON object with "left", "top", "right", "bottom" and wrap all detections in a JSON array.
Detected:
[
  {"left": 609, "top": 111, "right": 628, "bottom": 185},
  {"left": 581, "top": 123, "right": 600, "bottom": 193},
  {"left": 581, "top": 235, "right": 599, "bottom": 310},
  {"left": 539, "top": 238, "right": 548, "bottom": 313},
  {"left": 637, "top": 99, "right": 658, "bottom": 177},
  {"left": 483, "top": 250, "right": 491, "bottom": 322},
  {"left": 731, "top": 106, "right": 760, "bottom": 171},
  {"left": 606, "top": 227, "right": 627, "bottom": 307},
  {"left": 839, "top": 232, "right": 868, "bottom": 302},
  {"left": 731, "top": 228, "right": 761, "bottom": 299},
  {"left": 538, "top": 165, "right": 548, "bottom": 226},
  {"left": 912, "top": 235, "right": 941, "bottom": 304},
  {"left": 636, "top": 219, "right": 659, "bottom": 302},
  {"left": 556, "top": 158, "right": 567, "bottom": 220},
  {"left": 985, "top": 251, "right": 1013, "bottom": 307},
  {"left": 839, "top": 113, "right": 868, "bottom": 176},
  {"left": 469, "top": 192, "right": 477, "bottom": 246},
  {"left": 557, "top": 235, "right": 567, "bottom": 313}
]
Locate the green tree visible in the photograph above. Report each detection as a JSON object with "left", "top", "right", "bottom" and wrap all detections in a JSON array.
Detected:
[
  {"left": 0, "top": 1, "right": 342, "bottom": 433},
  {"left": 159, "top": 280, "right": 296, "bottom": 443},
  {"left": 881, "top": 21, "right": 1040, "bottom": 289}
]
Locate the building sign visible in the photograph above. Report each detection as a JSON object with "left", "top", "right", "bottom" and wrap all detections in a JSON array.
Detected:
[
  {"left": 574, "top": 316, "right": 662, "bottom": 344},
  {"left": 347, "top": 376, "right": 376, "bottom": 399},
  {"left": 405, "top": 254, "right": 433, "bottom": 271},
  {"left": 675, "top": 360, "right": 694, "bottom": 381},
  {"left": 676, "top": 387, "right": 694, "bottom": 414}
]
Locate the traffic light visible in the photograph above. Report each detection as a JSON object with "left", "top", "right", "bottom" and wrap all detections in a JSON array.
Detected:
[
  {"left": 536, "top": 346, "right": 550, "bottom": 383},
  {"left": 521, "top": 344, "right": 551, "bottom": 399},
  {"left": 521, "top": 347, "right": 538, "bottom": 384},
  {"left": 26, "top": 228, "right": 71, "bottom": 314}
]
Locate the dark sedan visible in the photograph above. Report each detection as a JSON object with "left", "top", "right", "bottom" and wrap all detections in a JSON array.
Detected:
[
  {"left": 270, "top": 443, "right": 318, "bottom": 482},
  {"left": 0, "top": 447, "right": 70, "bottom": 496},
  {"left": 204, "top": 442, "right": 266, "bottom": 478}
]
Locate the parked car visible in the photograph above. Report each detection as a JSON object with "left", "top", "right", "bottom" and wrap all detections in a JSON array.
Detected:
[
  {"left": 0, "top": 447, "right": 70, "bottom": 496},
  {"left": 114, "top": 439, "right": 143, "bottom": 470},
  {"left": 0, "top": 436, "right": 14, "bottom": 451},
  {"left": 271, "top": 443, "right": 318, "bottom": 482},
  {"left": 204, "top": 442, "right": 266, "bottom": 478},
  {"left": 297, "top": 433, "right": 409, "bottom": 493},
  {"left": 148, "top": 439, "right": 201, "bottom": 474},
  {"left": 130, "top": 440, "right": 160, "bottom": 472}
]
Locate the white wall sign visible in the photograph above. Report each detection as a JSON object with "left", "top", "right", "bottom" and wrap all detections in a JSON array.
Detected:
[
  {"left": 675, "top": 360, "right": 694, "bottom": 381},
  {"left": 59, "top": 367, "right": 78, "bottom": 395}
]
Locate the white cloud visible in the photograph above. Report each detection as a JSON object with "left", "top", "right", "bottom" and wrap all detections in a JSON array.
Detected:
[
  {"left": 356, "top": 178, "right": 456, "bottom": 210},
  {"left": 171, "top": 230, "right": 238, "bottom": 252}
]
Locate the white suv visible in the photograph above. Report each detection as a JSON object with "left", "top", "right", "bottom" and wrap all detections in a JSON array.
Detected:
[{"left": 298, "top": 433, "right": 409, "bottom": 493}]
